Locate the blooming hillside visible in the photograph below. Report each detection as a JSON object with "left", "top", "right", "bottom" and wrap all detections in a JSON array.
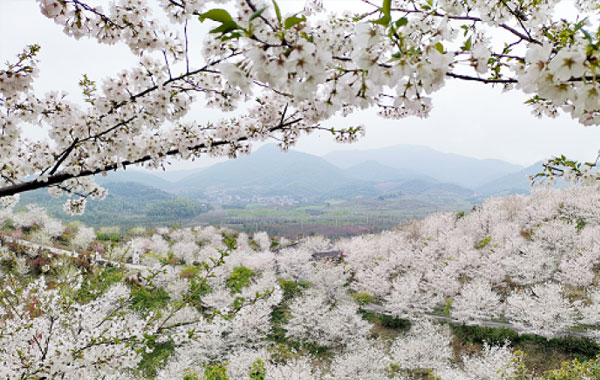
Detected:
[{"left": 1, "top": 186, "right": 600, "bottom": 379}]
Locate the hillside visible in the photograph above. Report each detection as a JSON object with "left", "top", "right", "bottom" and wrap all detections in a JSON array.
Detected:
[
  {"left": 325, "top": 144, "right": 524, "bottom": 189},
  {"left": 17, "top": 182, "right": 208, "bottom": 227},
  {"left": 2, "top": 185, "right": 600, "bottom": 379},
  {"left": 93, "top": 145, "right": 531, "bottom": 201},
  {"left": 172, "top": 144, "right": 360, "bottom": 199}
]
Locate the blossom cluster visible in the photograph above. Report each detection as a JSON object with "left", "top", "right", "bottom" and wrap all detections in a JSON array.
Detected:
[{"left": 2, "top": 184, "right": 600, "bottom": 378}]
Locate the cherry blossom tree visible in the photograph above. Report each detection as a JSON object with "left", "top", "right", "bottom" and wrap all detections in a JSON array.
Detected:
[
  {"left": 1, "top": 0, "right": 599, "bottom": 212},
  {"left": 3, "top": 184, "right": 600, "bottom": 378}
]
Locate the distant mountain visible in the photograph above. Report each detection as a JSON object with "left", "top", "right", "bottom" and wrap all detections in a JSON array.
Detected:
[
  {"left": 78, "top": 144, "right": 544, "bottom": 204},
  {"left": 173, "top": 144, "right": 361, "bottom": 199},
  {"left": 343, "top": 160, "right": 431, "bottom": 182},
  {"left": 18, "top": 182, "right": 211, "bottom": 228},
  {"left": 95, "top": 170, "right": 174, "bottom": 191},
  {"left": 475, "top": 161, "right": 571, "bottom": 195},
  {"left": 148, "top": 167, "right": 207, "bottom": 183},
  {"left": 378, "top": 179, "right": 474, "bottom": 197},
  {"left": 324, "top": 145, "right": 523, "bottom": 189}
]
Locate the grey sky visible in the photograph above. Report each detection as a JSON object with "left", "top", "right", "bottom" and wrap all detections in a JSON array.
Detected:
[{"left": 2, "top": 0, "right": 599, "bottom": 170}]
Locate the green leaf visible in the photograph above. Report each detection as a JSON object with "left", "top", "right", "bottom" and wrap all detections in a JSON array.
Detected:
[
  {"left": 199, "top": 9, "right": 242, "bottom": 36},
  {"left": 461, "top": 36, "right": 472, "bottom": 51},
  {"left": 395, "top": 17, "right": 408, "bottom": 27},
  {"left": 434, "top": 42, "right": 444, "bottom": 54},
  {"left": 372, "top": 0, "right": 392, "bottom": 26},
  {"left": 581, "top": 28, "right": 594, "bottom": 44},
  {"left": 372, "top": 15, "right": 390, "bottom": 26},
  {"left": 209, "top": 22, "right": 241, "bottom": 35},
  {"left": 249, "top": 7, "right": 267, "bottom": 22},
  {"left": 301, "top": 31, "right": 314, "bottom": 43},
  {"left": 199, "top": 9, "right": 236, "bottom": 24},
  {"left": 272, "top": 0, "right": 282, "bottom": 23},
  {"left": 284, "top": 14, "right": 306, "bottom": 29},
  {"left": 221, "top": 32, "right": 242, "bottom": 41}
]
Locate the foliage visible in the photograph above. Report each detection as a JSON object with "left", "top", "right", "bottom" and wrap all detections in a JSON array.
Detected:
[
  {"left": 351, "top": 292, "right": 376, "bottom": 306},
  {"left": 359, "top": 309, "right": 412, "bottom": 331},
  {"left": 138, "top": 341, "right": 175, "bottom": 379},
  {"left": 249, "top": 359, "right": 267, "bottom": 380},
  {"left": 542, "top": 355, "right": 600, "bottom": 380},
  {"left": 3, "top": 186, "right": 600, "bottom": 378},
  {"left": 453, "top": 324, "right": 600, "bottom": 361},
  {"left": 225, "top": 266, "right": 255, "bottom": 294},
  {"left": 75, "top": 266, "right": 124, "bottom": 303},
  {"left": 202, "top": 364, "right": 230, "bottom": 380},
  {"left": 475, "top": 236, "right": 492, "bottom": 249},
  {"left": 278, "top": 279, "right": 310, "bottom": 300},
  {"left": 145, "top": 198, "right": 207, "bottom": 218},
  {"left": 130, "top": 285, "right": 171, "bottom": 312}
]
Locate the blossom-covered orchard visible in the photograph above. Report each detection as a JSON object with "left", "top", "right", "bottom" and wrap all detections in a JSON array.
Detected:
[
  {"left": 2, "top": 185, "right": 600, "bottom": 379},
  {"left": 1, "top": 0, "right": 600, "bottom": 210}
]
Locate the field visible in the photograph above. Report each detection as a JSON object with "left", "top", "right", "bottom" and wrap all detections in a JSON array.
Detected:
[{"left": 19, "top": 187, "right": 474, "bottom": 239}]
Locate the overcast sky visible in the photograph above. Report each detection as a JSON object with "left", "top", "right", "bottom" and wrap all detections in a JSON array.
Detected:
[{"left": 2, "top": 0, "right": 599, "bottom": 170}]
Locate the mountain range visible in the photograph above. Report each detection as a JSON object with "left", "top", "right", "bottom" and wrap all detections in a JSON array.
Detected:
[{"left": 93, "top": 144, "right": 546, "bottom": 204}]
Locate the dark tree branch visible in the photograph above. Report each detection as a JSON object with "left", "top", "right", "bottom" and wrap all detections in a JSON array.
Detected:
[
  {"left": 0, "top": 118, "right": 303, "bottom": 198},
  {"left": 446, "top": 72, "right": 518, "bottom": 84},
  {"left": 48, "top": 138, "right": 79, "bottom": 176}
]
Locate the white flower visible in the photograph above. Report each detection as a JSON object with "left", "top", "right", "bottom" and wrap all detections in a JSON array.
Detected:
[
  {"left": 39, "top": 0, "right": 64, "bottom": 18},
  {"left": 548, "top": 48, "right": 587, "bottom": 82},
  {"left": 219, "top": 63, "right": 251, "bottom": 92},
  {"left": 354, "top": 22, "right": 380, "bottom": 49}
]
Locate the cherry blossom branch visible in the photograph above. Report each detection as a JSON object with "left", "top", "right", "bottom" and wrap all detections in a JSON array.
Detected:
[
  {"left": 70, "top": 0, "right": 124, "bottom": 29},
  {"left": 446, "top": 72, "right": 518, "bottom": 84},
  {"left": 0, "top": 117, "right": 304, "bottom": 197},
  {"left": 380, "top": 4, "right": 542, "bottom": 45}
]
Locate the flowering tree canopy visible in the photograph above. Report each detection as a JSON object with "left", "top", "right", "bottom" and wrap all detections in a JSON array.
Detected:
[
  {"left": 3, "top": 185, "right": 600, "bottom": 378},
  {"left": 1, "top": 0, "right": 599, "bottom": 212}
]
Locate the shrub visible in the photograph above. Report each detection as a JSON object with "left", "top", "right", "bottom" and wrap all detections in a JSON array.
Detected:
[
  {"left": 475, "top": 236, "right": 492, "bottom": 249},
  {"left": 130, "top": 286, "right": 170, "bottom": 312},
  {"left": 226, "top": 266, "right": 255, "bottom": 294},
  {"left": 138, "top": 341, "right": 175, "bottom": 379}
]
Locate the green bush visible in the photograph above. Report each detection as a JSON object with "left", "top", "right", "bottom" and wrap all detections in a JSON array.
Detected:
[
  {"left": 351, "top": 292, "right": 376, "bottom": 306},
  {"left": 130, "top": 286, "right": 170, "bottom": 312},
  {"left": 452, "top": 324, "right": 600, "bottom": 360},
  {"left": 249, "top": 359, "right": 266, "bottom": 380},
  {"left": 1, "top": 219, "right": 16, "bottom": 231},
  {"left": 547, "top": 335, "right": 600, "bottom": 360},
  {"left": 542, "top": 355, "right": 600, "bottom": 379},
  {"left": 358, "top": 309, "right": 411, "bottom": 331},
  {"left": 504, "top": 352, "right": 600, "bottom": 380},
  {"left": 202, "top": 364, "right": 230, "bottom": 380},
  {"left": 96, "top": 226, "right": 121, "bottom": 242},
  {"left": 138, "top": 341, "right": 175, "bottom": 378},
  {"left": 452, "top": 324, "right": 519, "bottom": 345},
  {"left": 226, "top": 266, "right": 255, "bottom": 294},
  {"left": 475, "top": 236, "right": 492, "bottom": 249},
  {"left": 75, "top": 267, "right": 123, "bottom": 303},
  {"left": 278, "top": 279, "right": 310, "bottom": 300}
]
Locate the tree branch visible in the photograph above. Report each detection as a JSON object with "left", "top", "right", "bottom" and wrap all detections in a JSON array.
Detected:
[
  {"left": 446, "top": 72, "right": 518, "bottom": 84},
  {"left": 0, "top": 118, "right": 304, "bottom": 198}
]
